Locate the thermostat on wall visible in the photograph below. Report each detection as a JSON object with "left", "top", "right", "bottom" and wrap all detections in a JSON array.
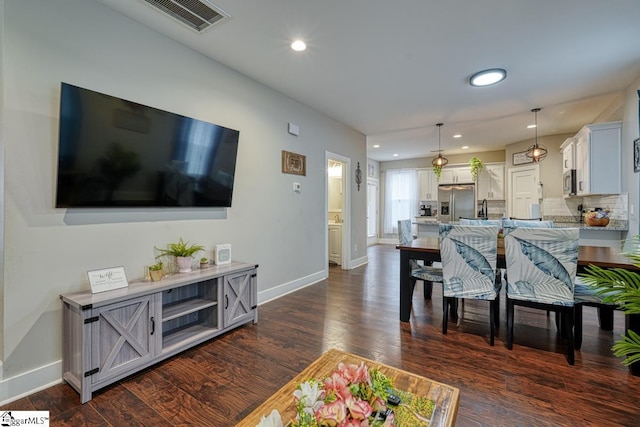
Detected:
[{"left": 214, "top": 244, "right": 232, "bottom": 265}]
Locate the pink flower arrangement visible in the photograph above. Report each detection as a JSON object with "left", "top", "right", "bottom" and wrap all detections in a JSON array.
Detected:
[
  {"left": 256, "top": 361, "right": 436, "bottom": 427},
  {"left": 289, "top": 362, "right": 395, "bottom": 427}
]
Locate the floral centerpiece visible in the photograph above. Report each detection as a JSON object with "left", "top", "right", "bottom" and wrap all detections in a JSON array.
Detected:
[{"left": 256, "top": 362, "right": 435, "bottom": 427}]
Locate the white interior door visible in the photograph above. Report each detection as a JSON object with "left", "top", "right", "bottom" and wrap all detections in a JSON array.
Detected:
[
  {"left": 367, "top": 180, "right": 378, "bottom": 242},
  {"left": 508, "top": 165, "right": 540, "bottom": 218}
]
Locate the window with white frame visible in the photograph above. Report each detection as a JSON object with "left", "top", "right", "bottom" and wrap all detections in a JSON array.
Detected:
[{"left": 384, "top": 169, "right": 418, "bottom": 235}]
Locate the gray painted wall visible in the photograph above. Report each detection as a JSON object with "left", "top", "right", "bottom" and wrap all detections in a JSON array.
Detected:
[{"left": 0, "top": 0, "right": 366, "bottom": 399}]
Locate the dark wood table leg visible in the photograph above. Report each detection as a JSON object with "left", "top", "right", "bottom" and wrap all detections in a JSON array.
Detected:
[
  {"left": 626, "top": 313, "right": 640, "bottom": 376},
  {"left": 598, "top": 306, "right": 615, "bottom": 330},
  {"left": 400, "top": 250, "right": 412, "bottom": 322}
]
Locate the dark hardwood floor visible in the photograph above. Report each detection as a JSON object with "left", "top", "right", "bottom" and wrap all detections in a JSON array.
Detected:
[{"left": 3, "top": 244, "right": 640, "bottom": 426}]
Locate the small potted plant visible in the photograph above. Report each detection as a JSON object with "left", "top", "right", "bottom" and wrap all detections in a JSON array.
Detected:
[
  {"left": 148, "top": 262, "right": 163, "bottom": 282},
  {"left": 155, "top": 237, "right": 205, "bottom": 273},
  {"left": 200, "top": 257, "right": 209, "bottom": 269}
]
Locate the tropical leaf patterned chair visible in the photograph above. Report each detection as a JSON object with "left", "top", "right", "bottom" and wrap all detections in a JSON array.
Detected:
[
  {"left": 502, "top": 219, "right": 554, "bottom": 236},
  {"left": 397, "top": 219, "right": 443, "bottom": 299},
  {"left": 459, "top": 218, "right": 503, "bottom": 228},
  {"left": 573, "top": 278, "right": 620, "bottom": 350},
  {"left": 439, "top": 224, "right": 500, "bottom": 345},
  {"left": 504, "top": 227, "right": 579, "bottom": 365},
  {"left": 501, "top": 219, "right": 554, "bottom": 295},
  {"left": 457, "top": 219, "right": 504, "bottom": 317}
]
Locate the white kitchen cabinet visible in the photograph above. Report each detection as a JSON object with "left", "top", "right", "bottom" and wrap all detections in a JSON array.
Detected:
[
  {"left": 61, "top": 261, "right": 258, "bottom": 403},
  {"left": 477, "top": 163, "right": 505, "bottom": 200},
  {"left": 328, "top": 224, "right": 342, "bottom": 265},
  {"left": 575, "top": 121, "right": 621, "bottom": 196},
  {"left": 560, "top": 137, "right": 576, "bottom": 173},
  {"left": 417, "top": 168, "right": 438, "bottom": 200},
  {"left": 439, "top": 166, "right": 473, "bottom": 184}
]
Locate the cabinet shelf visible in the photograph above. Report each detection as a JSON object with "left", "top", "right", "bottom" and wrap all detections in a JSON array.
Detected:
[
  {"left": 162, "top": 323, "right": 220, "bottom": 353},
  {"left": 162, "top": 298, "right": 218, "bottom": 322}
]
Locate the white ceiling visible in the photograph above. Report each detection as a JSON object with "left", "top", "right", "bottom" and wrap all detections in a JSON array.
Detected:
[{"left": 97, "top": 0, "right": 640, "bottom": 161}]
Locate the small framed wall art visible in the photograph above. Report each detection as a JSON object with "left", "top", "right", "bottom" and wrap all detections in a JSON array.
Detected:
[
  {"left": 512, "top": 151, "right": 534, "bottom": 166},
  {"left": 214, "top": 244, "right": 232, "bottom": 265},
  {"left": 282, "top": 150, "right": 306, "bottom": 176}
]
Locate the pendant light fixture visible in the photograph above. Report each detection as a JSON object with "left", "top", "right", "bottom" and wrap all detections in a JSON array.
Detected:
[
  {"left": 526, "top": 108, "right": 547, "bottom": 162},
  {"left": 432, "top": 123, "right": 448, "bottom": 167}
]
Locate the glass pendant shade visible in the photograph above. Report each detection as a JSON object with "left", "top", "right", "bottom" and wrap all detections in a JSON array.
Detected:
[
  {"left": 432, "top": 123, "right": 448, "bottom": 167},
  {"left": 526, "top": 108, "right": 547, "bottom": 162}
]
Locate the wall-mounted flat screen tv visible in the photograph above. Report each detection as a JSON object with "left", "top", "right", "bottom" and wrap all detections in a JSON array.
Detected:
[{"left": 56, "top": 82, "right": 240, "bottom": 208}]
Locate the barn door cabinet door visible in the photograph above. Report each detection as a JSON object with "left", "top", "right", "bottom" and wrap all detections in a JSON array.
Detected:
[
  {"left": 89, "top": 295, "right": 160, "bottom": 385},
  {"left": 223, "top": 269, "right": 258, "bottom": 327}
]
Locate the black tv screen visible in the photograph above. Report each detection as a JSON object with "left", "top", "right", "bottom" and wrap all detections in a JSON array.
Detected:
[{"left": 56, "top": 83, "right": 240, "bottom": 208}]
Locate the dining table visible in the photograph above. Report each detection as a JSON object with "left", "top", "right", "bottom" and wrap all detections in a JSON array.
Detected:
[
  {"left": 396, "top": 237, "right": 640, "bottom": 323},
  {"left": 397, "top": 236, "right": 640, "bottom": 375}
]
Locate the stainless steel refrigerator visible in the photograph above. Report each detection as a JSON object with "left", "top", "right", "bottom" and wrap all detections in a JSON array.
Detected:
[{"left": 438, "top": 184, "right": 476, "bottom": 223}]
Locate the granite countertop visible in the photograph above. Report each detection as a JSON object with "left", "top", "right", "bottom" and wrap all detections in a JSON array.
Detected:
[
  {"left": 413, "top": 219, "right": 628, "bottom": 231},
  {"left": 552, "top": 221, "right": 628, "bottom": 231}
]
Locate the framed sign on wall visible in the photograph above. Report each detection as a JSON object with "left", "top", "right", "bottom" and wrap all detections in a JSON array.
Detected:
[
  {"left": 513, "top": 151, "right": 534, "bottom": 166},
  {"left": 282, "top": 150, "right": 306, "bottom": 176}
]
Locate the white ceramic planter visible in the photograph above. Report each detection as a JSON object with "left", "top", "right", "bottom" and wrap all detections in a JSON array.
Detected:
[{"left": 176, "top": 256, "right": 193, "bottom": 273}]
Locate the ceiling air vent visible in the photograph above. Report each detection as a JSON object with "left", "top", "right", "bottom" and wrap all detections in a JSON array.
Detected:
[{"left": 141, "top": 0, "right": 229, "bottom": 33}]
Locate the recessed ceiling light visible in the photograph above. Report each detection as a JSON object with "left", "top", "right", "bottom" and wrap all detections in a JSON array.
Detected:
[
  {"left": 453, "top": 134, "right": 462, "bottom": 138},
  {"left": 527, "top": 124, "right": 537, "bottom": 129},
  {"left": 469, "top": 68, "right": 507, "bottom": 87},
  {"left": 393, "top": 153, "right": 399, "bottom": 157},
  {"left": 462, "top": 146, "right": 469, "bottom": 150},
  {"left": 373, "top": 144, "right": 380, "bottom": 148},
  {"left": 291, "top": 40, "right": 306, "bottom": 51}
]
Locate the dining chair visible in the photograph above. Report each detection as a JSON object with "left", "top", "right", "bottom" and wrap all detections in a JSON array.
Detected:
[
  {"left": 398, "top": 219, "right": 443, "bottom": 299},
  {"left": 459, "top": 218, "right": 502, "bottom": 228},
  {"left": 573, "top": 278, "right": 619, "bottom": 350},
  {"left": 458, "top": 218, "right": 504, "bottom": 297},
  {"left": 504, "top": 227, "right": 579, "bottom": 365},
  {"left": 502, "top": 219, "right": 554, "bottom": 235},
  {"left": 502, "top": 219, "right": 556, "bottom": 321},
  {"left": 439, "top": 224, "right": 500, "bottom": 345}
]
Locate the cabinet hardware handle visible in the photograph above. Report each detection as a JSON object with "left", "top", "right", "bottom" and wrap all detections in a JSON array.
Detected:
[
  {"left": 225, "top": 295, "right": 229, "bottom": 309},
  {"left": 150, "top": 316, "right": 155, "bottom": 335}
]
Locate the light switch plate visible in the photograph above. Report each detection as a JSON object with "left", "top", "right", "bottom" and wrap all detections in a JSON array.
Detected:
[
  {"left": 293, "top": 182, "right": 301, "bottom": 193},
  {"left": 288, "top": 122, "right": 300, "bottom": 136}
]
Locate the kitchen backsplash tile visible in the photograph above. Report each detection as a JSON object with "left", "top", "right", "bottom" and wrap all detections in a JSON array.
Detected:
[{"left": 542, "top": 194, "right": 628, "bottom": 221}]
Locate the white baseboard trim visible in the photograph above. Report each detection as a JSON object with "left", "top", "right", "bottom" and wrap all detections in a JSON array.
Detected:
[
  {"left": 258, "top": 269, "right": 327, "bottom": 305},
  {"left": 378, "top": 238, "right": 398, "bottom": 245},
  {"left": 0, "top": 360, "right": 62, "bottom": 406},
  {"left": 348, "top": 255, "right": 368, "bottom": 269}
]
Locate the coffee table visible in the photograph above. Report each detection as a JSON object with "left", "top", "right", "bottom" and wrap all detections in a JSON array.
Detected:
[{"left": 237, "top": 348, "right": 460, "bottom": 426}]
